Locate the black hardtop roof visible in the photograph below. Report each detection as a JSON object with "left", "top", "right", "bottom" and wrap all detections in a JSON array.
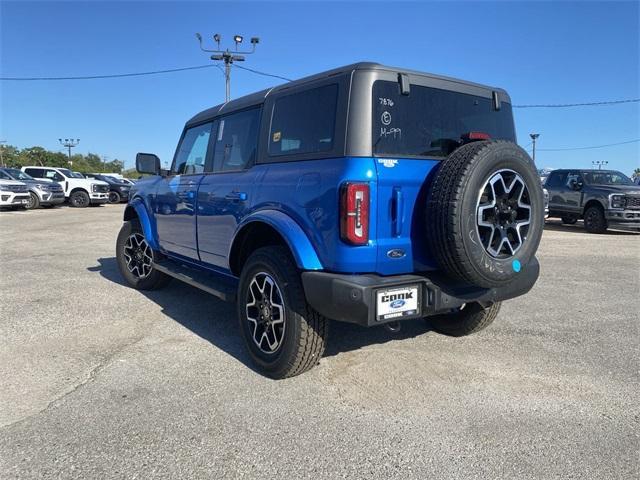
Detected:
[{"left": 186, "top": 62, "right": 510, "bottom": 126}]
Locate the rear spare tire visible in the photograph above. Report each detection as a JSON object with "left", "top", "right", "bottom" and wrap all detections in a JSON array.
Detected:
[{"left": 425, "top": 141, "right": 544, "bottom": 288}]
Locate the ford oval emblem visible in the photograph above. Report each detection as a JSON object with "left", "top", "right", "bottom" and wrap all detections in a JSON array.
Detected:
[
  {"left": 387, "top": 249, "right": 406, "bottom": 259},
  {"left": 390, "top": 299, "right": 406, "bottom": 309}
]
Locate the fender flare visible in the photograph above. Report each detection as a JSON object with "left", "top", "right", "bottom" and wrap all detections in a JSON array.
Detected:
[
  {"left": 124, "top": 198, "right": 159, "bottom": 250},
  {"left": 230, "top": 210, "right": 323, "bottom": 271}
]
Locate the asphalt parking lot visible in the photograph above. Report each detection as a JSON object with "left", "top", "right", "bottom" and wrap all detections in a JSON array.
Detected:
[{"left": 0, "top": 204, "right": 638, "bottom": 479}]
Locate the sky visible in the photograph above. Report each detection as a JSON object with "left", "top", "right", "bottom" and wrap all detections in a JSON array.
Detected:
[{"left": 1, "top": 0, "right": 639, "bottom": 173}]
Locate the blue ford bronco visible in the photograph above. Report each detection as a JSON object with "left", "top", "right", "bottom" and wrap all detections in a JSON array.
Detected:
[{"left": 117, "top": 63, "right": 543, "bottom": 378}]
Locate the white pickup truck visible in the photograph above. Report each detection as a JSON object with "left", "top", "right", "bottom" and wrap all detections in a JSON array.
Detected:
[
  {"left": 0, "top": 178, "right": 30, "bottom": 209},
  {"left": 21, "top": 166, "right": 109, "bottom": 207}
]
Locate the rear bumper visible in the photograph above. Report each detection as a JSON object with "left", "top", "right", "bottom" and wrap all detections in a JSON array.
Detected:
[{"left": 302, "top": 257, "right": 540, "bottom": 327}]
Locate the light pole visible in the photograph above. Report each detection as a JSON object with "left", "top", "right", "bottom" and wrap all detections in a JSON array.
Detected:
[
  {"left": 195, "top": 33, "right": 260, "bottom": 102},
  {"left": 592, "top": 160, "right": 608, "bottom": 170},
  {"left": 58, "top": 138, "right": 80, "bottom": 166},
  {"left": 529, "top": 133, "right": 540, "bottom": 163}
]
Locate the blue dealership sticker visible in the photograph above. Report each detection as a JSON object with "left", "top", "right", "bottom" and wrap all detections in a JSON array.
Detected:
[{"left": 512, "top": 259, "right": 521, "bottom": 273}]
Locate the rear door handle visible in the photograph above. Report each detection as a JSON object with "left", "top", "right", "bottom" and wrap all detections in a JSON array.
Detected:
[{"left": 225, "top": 191, "right": 247, "bottom": 201}]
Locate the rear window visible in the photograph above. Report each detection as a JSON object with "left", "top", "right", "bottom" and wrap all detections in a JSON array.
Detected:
[
  {"left": 372, "top": 81, "right": 516, "bottom": 158},
  {"left": 268, "top": 84, "right": 338, "bottom": 157}
]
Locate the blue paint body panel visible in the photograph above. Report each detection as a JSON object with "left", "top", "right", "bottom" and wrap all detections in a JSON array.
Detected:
[
  {"left": 128, "top": 196, "right": 160, "bottom": 250},
  {"left": 125, "top": 156, "right": 441, "bottom": 277},
  {"left": 233, "top": 210, "right": 323, "bottom": 271}
]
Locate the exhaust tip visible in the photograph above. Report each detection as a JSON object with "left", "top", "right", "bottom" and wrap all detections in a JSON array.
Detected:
[{"left": 384, "top": 321, "right": 401, "bottom": 333}]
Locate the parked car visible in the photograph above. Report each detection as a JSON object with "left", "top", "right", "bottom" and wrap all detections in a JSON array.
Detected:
[
  {"left": 0, "top": 178, "right": 30, "bottom": 209},
  {"left": 0, "top": 167, "right": 65, "bottom": 209},
  {"left": 21, "top": 166, "right": 109, "bottom": 207},
  {"left": 84, "top": 173, "right": 131, "bottom": 203},
  {"left": 545, "top": 169, "right": 640, "bottom": 232},
  {"left": 116, "top": 62, "right": 544, "bottom": 378},
  {"left": 543, "top": 188, "right": 550, "bottom": 218}
]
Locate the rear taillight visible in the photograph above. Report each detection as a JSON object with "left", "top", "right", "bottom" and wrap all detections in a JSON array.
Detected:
[{"left": 340, "top": 182, "right": 370, "bottom": 245}]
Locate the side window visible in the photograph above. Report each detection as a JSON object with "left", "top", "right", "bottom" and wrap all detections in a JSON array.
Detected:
[
  {"left": 44, "top": 170, "right": 64, "bottom": 181},
  {"left": 213, "top": 108, "right": 260, "bottom": 172},
  {"left": 565, "top": 172, "right": 581, "bottom": 187},
  {"left": 172, "top": 122, "right": 213, "bottom": 175},
  {"left": 546, "top": 172, "right": 567, "bottom": 188},
  {"left": 268, "top": 84, "right": 338, "bottom": 157},
  {"left": 0, "top": 170, "right": 11, "bottom": 180},
  {"left": 25, "top": 168, "right": 43, "bottom": 178}
]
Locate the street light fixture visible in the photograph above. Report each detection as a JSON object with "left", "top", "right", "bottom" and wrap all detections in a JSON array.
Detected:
[
  {"left": 592, "top": 160, "right": 608, "bottom": 170},
  {"left": 195, "top": 31, "right": 261, "bottom": 102},
  {"left": 58, "top": 138, "right": 80, "bottom": 166},
  {"left": 529, "top": 133, "right": 540, "bottom": 163}
]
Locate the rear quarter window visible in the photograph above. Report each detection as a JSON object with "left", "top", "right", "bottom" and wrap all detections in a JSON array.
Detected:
[{"left": 268, "top": 84, "right": 338, "bottom": 157}]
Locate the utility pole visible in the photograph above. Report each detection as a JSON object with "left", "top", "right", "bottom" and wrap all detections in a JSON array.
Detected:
[
  {"left": 592, "top": 160, "right": 608, "bottom": 170},
  {"left": 58, "top": 138, "right": 80, "bottom": 166},
  {"left": 529, "top": 133, "right": 540, "bottom": 164},
  {"left": 195, "top": 33, "right": 260, "bottom": 102}
]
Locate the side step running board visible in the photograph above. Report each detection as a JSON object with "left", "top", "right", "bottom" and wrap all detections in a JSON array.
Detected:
[{"left": 153, "top": 259, "right": 237, "bottom": 302}]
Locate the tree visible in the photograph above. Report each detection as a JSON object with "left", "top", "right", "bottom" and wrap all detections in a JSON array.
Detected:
[
  {"left": 0, "top": 144, "right": 20, "bottom": 166},
  {"left": 0, "top": 144, "right": 124, "bottom": 172},
  {"left": 632, "top": 168, "right": 640, "bottom": 180}
]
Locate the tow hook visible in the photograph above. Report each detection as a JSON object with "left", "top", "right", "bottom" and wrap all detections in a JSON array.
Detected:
[{"left": 384, "top": 321, "right": 401, "bottom": 333}]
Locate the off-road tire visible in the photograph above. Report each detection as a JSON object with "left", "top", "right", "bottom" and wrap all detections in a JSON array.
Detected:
[
  {"left": 116, "top": 219, "right": 171, "bottom": 290},
  {"left": 69, "top": 190, "right": 90, "bottom": 208},
  {"left": 425, "top": 141, "right": 544, "bottom": 288},
  {"left": 237, "top": 246, "right": 328, "bottom": 379},
  {"left": 561, "top": 215, "right": 578, "bottom": 225},
  {"left": 584, "top": 206, "right": 607, "bottom": 233},
  {"left": 26, "top": 192, "right": 40, "bottom": 210},
  {"left": 428, "top": 302, "right": 501, "bottom": 337},
  {"left": 108, "top": 191, "right": 121, "bottom": 204}
]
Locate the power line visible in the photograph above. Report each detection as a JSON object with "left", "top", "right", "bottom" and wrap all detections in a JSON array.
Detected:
[
  {"left": 0, "top": 64, "right": 221, "bottom": 81},
  {"left": 537, "top": 139, "right": 639, "bottom": 151},
  {"left": 233, "top": 64, "right": 293, "bottom": 82},
  {"left": 513, "top": 99, "right": 639, "bottom": 108},
  {"left": 1, "top": 64, "right": 638, "bottom": 111}
]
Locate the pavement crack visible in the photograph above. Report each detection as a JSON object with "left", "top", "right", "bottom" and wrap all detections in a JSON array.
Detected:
[{"left": 1, "top": 335, "right": 146, "bottom": 430}]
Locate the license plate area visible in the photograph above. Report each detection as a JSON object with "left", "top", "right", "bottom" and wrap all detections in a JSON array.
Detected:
[{"left": 375, "top": 285, "right": 421, "bottom": 322}]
